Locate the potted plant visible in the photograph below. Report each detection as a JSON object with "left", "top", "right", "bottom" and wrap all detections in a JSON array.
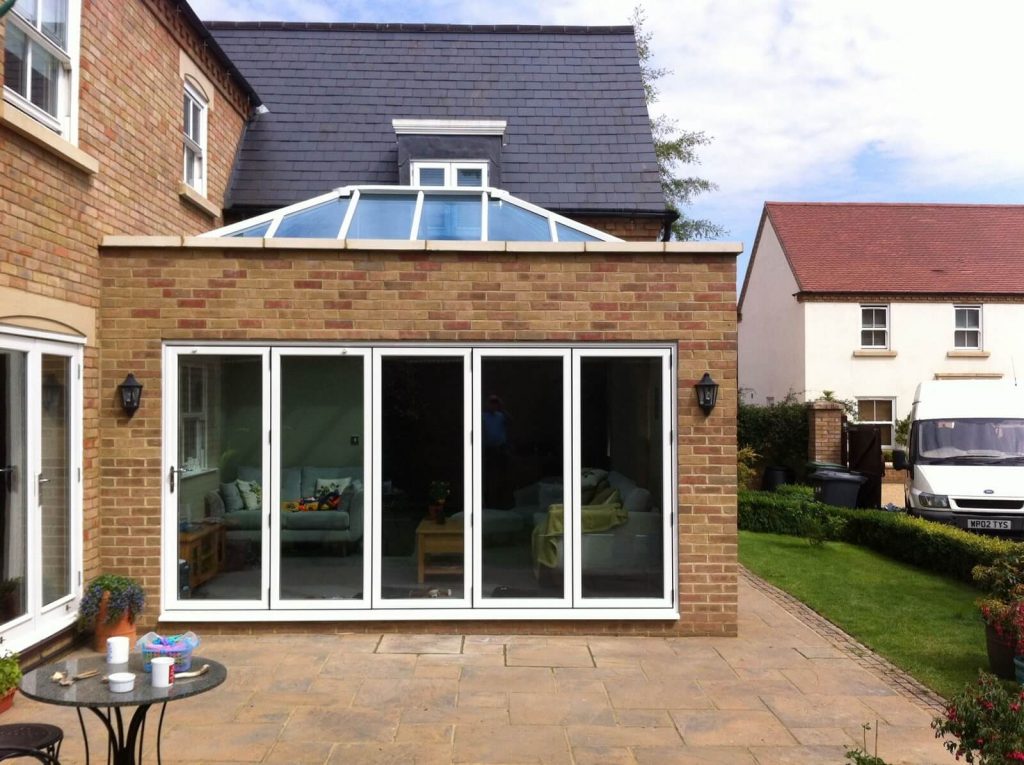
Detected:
[
  {"left": 933, "top": 671, "right": 1024, "bottom": 763},
  {"left": 427, "top": 480, "right": 451, "bottom": 524},
  {"left": 79, "top": 574, "right": 145, "bottom": 652},
  {"left": 974, "top": 555, "right": 1024, "bottom": 679},
  {"left": 0, "top": 651, "right": 22, "bottom": 714}
]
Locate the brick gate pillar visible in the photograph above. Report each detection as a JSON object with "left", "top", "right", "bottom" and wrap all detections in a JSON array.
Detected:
[{"left": 808, "top": 400, "right": 844, "bottom": 465}]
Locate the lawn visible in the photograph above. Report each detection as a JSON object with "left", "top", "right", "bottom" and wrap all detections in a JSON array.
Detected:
[{"left": 739, "top": 530, "right": 988, "bottom": 698}]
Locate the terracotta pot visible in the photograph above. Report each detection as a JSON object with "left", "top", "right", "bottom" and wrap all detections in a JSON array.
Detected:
[
  {"left": 0, "top": 688, "right": 15, "bottom": 715},
  {"left": 986, "top": 622, "right": 1016, "bottom": 680},
  {"left": 91, "top": 592, "right": 137, "bottom": 653}
]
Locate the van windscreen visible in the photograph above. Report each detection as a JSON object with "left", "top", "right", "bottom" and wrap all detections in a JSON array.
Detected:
[{"left": 914, "top": 418, "right": 1024, "bottom": 464}]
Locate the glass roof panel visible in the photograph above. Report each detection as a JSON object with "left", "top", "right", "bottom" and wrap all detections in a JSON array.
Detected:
[
  {"left": 488, "top": 199, "right": 551, "bottom": 242},
  {"left": 555, "top": 222, "right": 599, "bottom": 243},
  {"left": 346, "top": 194, "right": 416, "bottom": 239},
  {"left": 274, "top": 198, "right": 349, "bottom": 238},
  {"left": 418, "top": 194, "right": 482, "bottom": 240},
  {"left": 229, "top": 221, "right": 272, "bottom": 238}
]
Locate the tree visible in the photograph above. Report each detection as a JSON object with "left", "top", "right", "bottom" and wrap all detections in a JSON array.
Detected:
[{"left": 632, "top": 7, "right": 725, "bottom": 240}]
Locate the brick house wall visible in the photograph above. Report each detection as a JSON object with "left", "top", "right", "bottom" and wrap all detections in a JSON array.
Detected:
[
  {"left": 1, "top": 1, "right": 251, "bottom": 590},
  {"left": 575, "top": 215, "right": 666, "bottom": 242},
  {"left": 98, "top": 239, "right": 739, "bottom": 637}
]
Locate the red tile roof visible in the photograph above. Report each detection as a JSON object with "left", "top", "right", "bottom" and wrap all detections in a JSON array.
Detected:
[{"left": 765, "top": 202, "right": 1024, "bottom": 295}]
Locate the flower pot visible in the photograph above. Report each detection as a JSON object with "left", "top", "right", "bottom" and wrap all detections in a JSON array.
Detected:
[
  {"left": 986, "top": 623, "right": 1016, "bottom": 680},
  {"left": 0, "top": 688, "right": 15, "bottom": 715},
  {"left": 92, "top": 592, "right": 137, "bottom": 653}
]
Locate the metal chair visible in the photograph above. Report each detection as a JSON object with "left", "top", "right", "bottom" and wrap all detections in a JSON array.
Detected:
[
  {"left": 0, "top": 747, "right": 60, "bottom": 763},
  {"left": 0, "top": 723, "right": 62, "bottom": 762}
]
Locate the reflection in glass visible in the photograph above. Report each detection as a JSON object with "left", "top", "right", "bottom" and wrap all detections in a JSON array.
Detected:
[
  {"left": 347, "top": 194, "right": 416, "bottom": 239},
  {"left": 279, "top": 356, "right": 364, "bottom": 600},
  {"left": 3, "top": 25, "right": 28, "bottom": 97},
  {"left": 176, "top": 356, "right": 262, "bottom": 601},
  {"left": 274, "top": 199, "right": 349, "bottom": 238},
  {"left": 229, "top": 221, "right": 272, "bottom": 238},
  {"left": 29, "top": 41, "right": 59, "bottom": 115},
  {"left": 0, "top": 351, "right": 28, "bottom": 623},
  {"left": 41, "top": 0, "right": 68, "bottom": 48},
  {"left": 418, "top": 195, "right": 481, "bottom": 241},
  {"left": 40, "top": 355, "right": 70, "bottom": 606},
  {"left": 488, "top": 200, "right": 551, "bottom": 242},
  {"left": 481, "top": 358, "right": 563, "bottom": 599},
  {"left": 380, "top": 357, "right": 464, "bottom": 599},
  {"left": 555, "top": 222, "right": 599, "bottom": 242},
  {"left": 580, "top": 358, "right": 664, "bottom": 598}
]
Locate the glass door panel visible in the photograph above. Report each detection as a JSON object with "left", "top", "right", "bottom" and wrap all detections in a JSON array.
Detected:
[
  {"left": 273, "top": 350, "right": 369, "bottom": 606},
  {"left": 174, "top": 353, "right": 265, "bottom": 602},
  {"left": 39, "top": 354, "right": 71, "bottom": 607},
  {"left": 376, "top": 352, "right": 469, "bottom": 605},
  {"left": 0, "top": 350, "right": 28, "bottom": 624},
  {"left": 476, "top": 352, "right": 571, "bottom": 605},
  {"left": 577, "top": 356, "right": 667, "bottom": 600}
]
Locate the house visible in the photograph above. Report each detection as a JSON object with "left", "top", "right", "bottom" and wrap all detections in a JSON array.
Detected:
[
  {"left": 739, "top": 202, "right": 1024, "bottom": 446},
  {"left": 3, "top": 4, "right": 740, "bottom": 654}
]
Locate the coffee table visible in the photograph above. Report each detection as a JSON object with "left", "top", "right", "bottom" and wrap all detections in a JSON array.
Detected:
[
  {"left": 19, "top": 654, "right": 226, "bottom": 765},
  {"left": 416, "top": 518, "right": 464, "bottom": 582}
]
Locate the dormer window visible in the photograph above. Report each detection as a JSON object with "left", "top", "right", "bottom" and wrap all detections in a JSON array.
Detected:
[{"left": 412, "top": 161, "right": 488, "bottom": 188}]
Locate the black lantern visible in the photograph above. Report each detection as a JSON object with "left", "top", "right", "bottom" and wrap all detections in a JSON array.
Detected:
[
  {"left": 119, "top": 373, "right": 143, "bottom": 417},
  {"left": 694, "top": 372, "right": 719, "bottom": 416}
]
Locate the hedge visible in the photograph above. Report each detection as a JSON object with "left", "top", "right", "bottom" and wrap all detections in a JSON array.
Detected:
[{"left": 738, "top": 488, "right": 1021, "bottom": 584}]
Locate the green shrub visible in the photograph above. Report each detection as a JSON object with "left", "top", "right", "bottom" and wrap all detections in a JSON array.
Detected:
[
  {"left": 738, "top": 489, "right": 1020, "bottom": 583},
  {"left": 738, "top": 401, "right": 809, "bottom": 480}
]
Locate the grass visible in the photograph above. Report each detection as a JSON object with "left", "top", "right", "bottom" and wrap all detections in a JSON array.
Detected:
[{"left": 739, "top": 530, "right": 988, "bottom": 698}]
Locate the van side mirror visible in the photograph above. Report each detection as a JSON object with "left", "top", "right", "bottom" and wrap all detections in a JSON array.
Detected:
[{"left": 892, "top": 449, "right": 908, "bottom": 470}]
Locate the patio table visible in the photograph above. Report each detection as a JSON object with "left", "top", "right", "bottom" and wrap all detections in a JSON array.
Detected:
[{"left": 19, "top": 654, "right": 226, "bottom": 765}]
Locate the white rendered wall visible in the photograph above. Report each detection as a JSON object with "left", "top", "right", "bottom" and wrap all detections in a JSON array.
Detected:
[
  {"left": 738, "top": 221, "right": 805, "bottom": 404},
  {"left": 803, "top": 301, "right": 1024, "bottom": 422}
]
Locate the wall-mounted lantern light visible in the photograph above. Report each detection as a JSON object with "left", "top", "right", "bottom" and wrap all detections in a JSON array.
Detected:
[
  {"left": 694, "top": 372, "right": 719, "bottom": 416},
  {"left": 119, "top": 373, "right": 143, "bottom": 417}
]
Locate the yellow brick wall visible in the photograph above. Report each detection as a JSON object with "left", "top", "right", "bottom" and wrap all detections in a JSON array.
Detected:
[{"left": 98, "top": 243, "right": 739, "bottom": 637}]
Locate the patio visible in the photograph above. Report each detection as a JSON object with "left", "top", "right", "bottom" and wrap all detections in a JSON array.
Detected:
[{"left": 6, "top": 574, "right": 954, "bottom": 764}]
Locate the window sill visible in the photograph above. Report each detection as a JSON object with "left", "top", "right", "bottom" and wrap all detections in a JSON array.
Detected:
[
  {"left": 852, "top": 349, "right": 897, "bottom": 358},
  {"left": 1, "top": 100, "right": 99, "bottom": 174},
  {"left": 180, "top": 467, "right": 218, "bottom": 481},
  {"left": 179, "top": 183, "right": 221, "bottom": 218},
  {"left": 946, "top": 350, "right": 990, "bottom": 358}
]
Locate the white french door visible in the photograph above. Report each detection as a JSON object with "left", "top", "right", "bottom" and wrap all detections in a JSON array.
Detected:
[{"left": 0, "top": 331, "right": 82, "bottom": 651}]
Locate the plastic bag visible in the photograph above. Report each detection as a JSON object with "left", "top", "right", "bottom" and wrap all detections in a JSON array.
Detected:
[{"left": 136, "top": 631, "right": 200, "bottom": 671}]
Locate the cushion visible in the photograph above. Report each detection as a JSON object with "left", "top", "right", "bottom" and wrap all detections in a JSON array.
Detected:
[
  {"left": 590, "top": 486, "right": 620, "bottom": 506},
  {"left": 237, "top": 465, "right": 262, "bottom": 483},
  {"left": 301, "top": 467, "right": 347, "bottom": 497},
  {"left": 236, "top": 479, "right": 262, "bottom": 510},
  {"left": 622, "top": 487, "right": 653, "bottom": 513},
  {"left": 607, "top": 471, "right": 636, "bottom": 495},
  {"left": 580, "top": 468, "right": 608, "bottom": 491},
  {"left": 538, "top": 482, "right": 564, "bottom": 513},
  {"left": 316, "top": 477, "right": 352, "bottom": 497},
  {"left": 220, "top": 482, "right": 244, "bottom": 513},
  {"left": 205, "top": 490, "right": 225, "bottom": 517}
]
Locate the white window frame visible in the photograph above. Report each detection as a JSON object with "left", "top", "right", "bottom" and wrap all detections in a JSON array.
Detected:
[
  {"left": 857, "top": 397, "right": 897, "bottom": 449},
  {"left": 182, "top": 81, "right": 208, "bottom": 195},
  {"left": 178, "top": 363, "right": 207, "bottom": 472},
  {"left": 954, "top": 304, "right": 982, "bottom": 350},
  {"left": 860, "top": 304, "right": 889, "bottom": 349},
  {"left": 161, "top": 342, "right": 677, "bottom": 622},
  {"left": 411, "top": 161, "right": 489, "bottom": 188},
  {"left": 3, "top": 0, "right": 81, "bottom": 141},
  {"left": 0, "top": 330, "right": 83, "bottom": 653}
]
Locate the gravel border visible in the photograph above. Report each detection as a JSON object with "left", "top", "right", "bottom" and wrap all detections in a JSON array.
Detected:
[{"left": 741, "top": 566, "right": 948, "bottom": 715}]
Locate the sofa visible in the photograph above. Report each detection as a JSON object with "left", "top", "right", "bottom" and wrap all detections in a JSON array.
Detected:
[{"left": 205, "top": 465, "right": 364, "bottom": 547}]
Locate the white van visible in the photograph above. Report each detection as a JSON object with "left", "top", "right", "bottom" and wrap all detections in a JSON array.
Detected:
[{"left": 894, "top": 380, "right": 1024, "bottom": 532}]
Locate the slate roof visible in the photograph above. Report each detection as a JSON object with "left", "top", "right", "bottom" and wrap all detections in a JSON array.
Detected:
[
  {"left": 206, "top": 23, "right": 666, "bottom": 217},
  {"left": 756, "top": 202, "right": 1024, "bottom": 297}
]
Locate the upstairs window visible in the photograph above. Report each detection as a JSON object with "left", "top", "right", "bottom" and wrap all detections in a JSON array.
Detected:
[
  {"left": 182, "top": 81, "right": 208, "bottom": 195},
  {"left": 3, "top": 0, "right": 77, "bottom": 138},
  {"left": 412, "top": 161, "right": 488, "bottom": 188},
  {"left": 860, "top": 304, "right": 889, "bottom": 349},
  {"left": 954, "top": 305, "right": 982, "bottom": 350}
]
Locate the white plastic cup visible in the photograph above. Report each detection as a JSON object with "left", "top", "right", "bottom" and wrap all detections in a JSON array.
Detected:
[
  {"left": 151, "top": 656, "right": 175, "bottom": 688},
  {"left": 106, "top": 636, "right": 130, "bottom": 665},
  {"left": 108, "top": 672, "right": 135, "bottom": 693}
]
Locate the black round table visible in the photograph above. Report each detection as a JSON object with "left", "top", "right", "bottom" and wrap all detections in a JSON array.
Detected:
[{"left": 19, "top": 654, "right": 226, "bottom": 765}]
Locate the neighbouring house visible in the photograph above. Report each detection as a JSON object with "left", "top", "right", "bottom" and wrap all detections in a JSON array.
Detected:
[
  {"left": 739, "top": 202, "right": 1024, "bottom": 446},
  {"left": 3, "top": 3, "right": 740, "bottom": 654}
]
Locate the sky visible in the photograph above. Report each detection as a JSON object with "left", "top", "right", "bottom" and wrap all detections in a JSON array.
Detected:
[{"left": 189, "top": 0, "right": 1024, "bottom": 286}]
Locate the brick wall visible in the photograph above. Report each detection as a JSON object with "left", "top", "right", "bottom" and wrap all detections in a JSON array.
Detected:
[
  {"left": 98, "top": 241, "right": 739, "bottom": 636},
  {"left": 1, "top": 2, "right": 249, "bottom": 587},
  {"left": 808, "top": 400, "right": 844, "bottom": 464},
  {"left": 574, "top": 215, "right": 665, "bottom": 242}
]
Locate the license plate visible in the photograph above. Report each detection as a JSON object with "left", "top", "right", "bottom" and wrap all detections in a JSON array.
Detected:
[{"left": 968, "top": 519, "right": 1012, "bottom": 530}]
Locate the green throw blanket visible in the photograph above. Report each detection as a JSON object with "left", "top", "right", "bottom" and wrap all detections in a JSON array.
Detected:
[{"left": 532, "top": 503, "right": 628, "bottom": 569}]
